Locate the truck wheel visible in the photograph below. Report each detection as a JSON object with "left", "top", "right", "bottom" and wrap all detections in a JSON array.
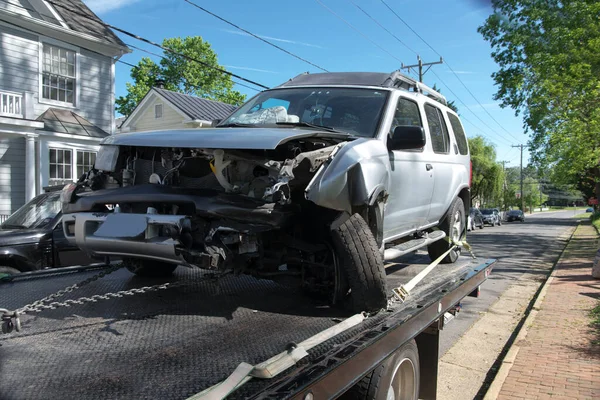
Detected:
[
  {"left": 345, "top": 339, "right": 420, "bottom": 400},
  {"left": 331, "top": 213, "right": 387, "bottom": 313},
  {"left": 427, "top": 197, "right": 465, "bottom": 264},
  {"left": 124, "top": 258, "right": 178, "bottom": 278},
  {"left": 0, "top": 266, "right": 20, "bottom": 280}
]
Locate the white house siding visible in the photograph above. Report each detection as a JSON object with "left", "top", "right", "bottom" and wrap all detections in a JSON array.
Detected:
[
  {"left": 0, "top": 24, "right": 39, "bottom": 103},
  {"left": 130, "top": 96, "right": 187, "bottom": 132},
  {"left": 0, "top": 137, "right": 25, "bottom": 216},
  {"left": 0, "top": 24, "right": 114, "bottom": 134}
]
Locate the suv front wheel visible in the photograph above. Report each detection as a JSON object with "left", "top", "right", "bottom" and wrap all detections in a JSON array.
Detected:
[{"left": 427, "top": 197, "right": 465, "bottom": 264}]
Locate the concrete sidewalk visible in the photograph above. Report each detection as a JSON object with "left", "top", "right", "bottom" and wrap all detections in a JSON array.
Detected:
[{"left": 488, "top": 223, "right": 600, "bottom": 399}]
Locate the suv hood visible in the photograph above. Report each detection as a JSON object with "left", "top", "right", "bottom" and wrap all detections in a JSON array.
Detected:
[
  {"left": 0, "top": 228, "right": 45, "bottom": 246},
  {"left": 103, "top": 127, "right": 352, "bottom": 150}
]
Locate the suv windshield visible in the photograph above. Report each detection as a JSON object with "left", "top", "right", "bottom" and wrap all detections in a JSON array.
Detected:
[
  {"left": 480, "top": 209, "right": 494, "bottom": 215},
  {"left": 508, "top": 210, "right": 521, "bottom": 216},
  {"left": 219, "top": 87, "right": 389, "bottom": 138},
  {"left": 1, "top": 192, "right": 61, "bottom": 230}
]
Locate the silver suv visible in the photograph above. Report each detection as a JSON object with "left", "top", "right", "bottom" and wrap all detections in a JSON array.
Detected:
[{"left": 62, "top": 71, "right": 471, "bottom": 312}]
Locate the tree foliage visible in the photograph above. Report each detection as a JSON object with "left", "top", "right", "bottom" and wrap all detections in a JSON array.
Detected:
[
  {"left": 469, "top": 135, "right": 504, "bottom": 206},
  {"left": 116, "top": 37, "right": 246, "bottom": 116},
  {"left": 478, "top": 0, "right": 600, "bottom": 200}
]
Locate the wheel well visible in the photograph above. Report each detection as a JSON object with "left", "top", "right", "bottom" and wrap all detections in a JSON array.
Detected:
[{"left": 458, "top": 188, "right": 470, "bottom": 218}]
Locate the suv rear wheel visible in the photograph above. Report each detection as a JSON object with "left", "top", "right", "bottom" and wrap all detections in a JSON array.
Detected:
[{"left": 427, "top": 197, "right": 465, "bottom": 264}]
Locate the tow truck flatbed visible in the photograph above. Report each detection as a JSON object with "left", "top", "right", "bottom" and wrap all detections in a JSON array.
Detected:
[{"left": 0, "top": 253, "right": 494, "bottom": 400}]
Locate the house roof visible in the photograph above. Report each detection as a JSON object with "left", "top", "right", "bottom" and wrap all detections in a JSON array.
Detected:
[
  {"left": 36, "top": 108, "right": 109, "bottom": 138},
  {"left": 154, "top": 88, "right": 238, "bottom": 122},
  {"left": 49, "top": 0, "right": 126, "bottom": 47}
]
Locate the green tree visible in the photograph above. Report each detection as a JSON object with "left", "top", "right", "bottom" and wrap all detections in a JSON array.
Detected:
[
  {"left": 116, "top": 36, "right": 246, "bottom": 116},
  {"left": 469, "top": 136, "right": 504, "bottom": 207},
  {"left": 478, "top": 0, "right": 600, "bottom": 201}
]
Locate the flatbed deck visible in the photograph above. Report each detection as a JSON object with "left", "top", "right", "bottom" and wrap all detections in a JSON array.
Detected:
[{"left": 0, "top": 252, "right": 494, "bottom": 400}]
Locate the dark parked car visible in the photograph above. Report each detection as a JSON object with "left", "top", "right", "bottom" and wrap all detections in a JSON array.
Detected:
[
  {"left": 469, "top": 208, "right": 484, "bottom": 230},
  {"left": 0, "top": 189, "right": 95, "bottom": 278},
  {"left": 506, "top": 209, "right": 525, "bottom": 222}
]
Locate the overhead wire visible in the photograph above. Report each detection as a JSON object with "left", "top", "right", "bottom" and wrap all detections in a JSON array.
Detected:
[
  {"left": 314, "top": 0, "right": 405, "bottom": 65},
  {"left": 329, "top": 0, "right": 511, "bottom": 147},
  {"left": 379, "top": 0, "right": 524, "bottom": 143},
  {"left": 11, "top": 0, "right": 271, "bottom": 90},
  {"left": 124, "top": 42, "right": 261, "bottom": 92},
  {"left": 183, "top": 0, "right": 329, "bottom": 72}
]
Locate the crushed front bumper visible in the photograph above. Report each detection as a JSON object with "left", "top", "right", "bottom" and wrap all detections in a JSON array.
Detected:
[{"left": 63, "top": 211, "right": 192, "bottom": 265}]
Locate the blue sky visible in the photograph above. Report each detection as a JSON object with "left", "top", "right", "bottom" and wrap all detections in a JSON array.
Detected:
[{"left": 86, "top": 0, "right": 529, "bottom": 167}]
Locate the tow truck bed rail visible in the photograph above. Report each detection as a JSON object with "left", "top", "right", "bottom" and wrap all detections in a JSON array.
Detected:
[{"left": 0, "top": 255, "right": 494, "bottom": 400}]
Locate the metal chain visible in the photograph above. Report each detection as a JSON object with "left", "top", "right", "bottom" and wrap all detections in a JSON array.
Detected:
[
  {"left": 1, "top": 264, "right": 224, "bottom": 335},
  {"left": 17, "top": 264, "right": 124, "bottom": 314}
]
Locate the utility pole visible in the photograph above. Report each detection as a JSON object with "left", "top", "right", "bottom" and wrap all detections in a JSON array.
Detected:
[
  {"left": 401, "top": 55, "right": 444, "bottom": 82},
  {"left": 512, "top": 144, "right": 526, "bottom": 212}
]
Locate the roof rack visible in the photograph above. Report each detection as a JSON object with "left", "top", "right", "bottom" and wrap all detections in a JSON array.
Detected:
[
  {"left": 277, "top": 71, "right": 448, "bottom": 106},
  {"left": 383, "top": 71, "right": 447, "bottom": 106}
]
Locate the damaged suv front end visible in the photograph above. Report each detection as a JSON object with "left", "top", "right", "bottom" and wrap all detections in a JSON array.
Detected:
[{"left": 62, "top": 85, "right": 392, "bottom": 311}]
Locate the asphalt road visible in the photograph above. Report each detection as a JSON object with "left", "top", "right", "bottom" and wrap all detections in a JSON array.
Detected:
[{"left": 437, "top": 209, "right": 582, "bottom": 356}]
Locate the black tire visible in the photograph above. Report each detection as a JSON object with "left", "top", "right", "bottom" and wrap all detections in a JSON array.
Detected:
[
  {"left": 427, "top": 197, "right": 465, "bottom": 264},
  {"left": 124, "top": 258, "right": 178, "bottom": 278},
  {"left": 343, "top": 339, "right": 420, "bottom": 400},
  {"left": 479, "top": 221, "right": 484, "bottom": 230},
  {"left": 331, "top": 213, "right": 387, "bottom": 313},
  {"left": 0, "top": 266, "right": 20, "bottom": 280}
]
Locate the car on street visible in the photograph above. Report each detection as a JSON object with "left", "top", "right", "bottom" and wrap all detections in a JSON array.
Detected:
[
  {"left": 506, "top": 209, "right": 525, "bottom": 222},
  {"left": 0, "top": 189, "right": 95, "bottom": 278},
  {"left": 61, "top": 71, "right": 472, "bottom": 312},
  {"left": 586, "top": 207, "right": 594, "bottom": 213},
  {"left": 469, "top": 207, "right": 484, "bottom": 230},
  {"left": 480, "top": 208, "right": 501, "bottom": 226}
]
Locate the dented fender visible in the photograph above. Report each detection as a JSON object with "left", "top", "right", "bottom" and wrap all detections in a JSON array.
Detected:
[{"left": 305, "top": 138, "right": 391, "bottom": 213}]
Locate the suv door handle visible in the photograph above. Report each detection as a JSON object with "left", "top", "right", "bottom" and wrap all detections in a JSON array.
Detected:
[{"left": 426, "top": 164, "right": 433, "bottom": 171}]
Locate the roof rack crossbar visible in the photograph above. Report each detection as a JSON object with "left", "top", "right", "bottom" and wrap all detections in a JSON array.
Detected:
[{"left": 386, "top": 71, "right": 447, "bottom": 105}]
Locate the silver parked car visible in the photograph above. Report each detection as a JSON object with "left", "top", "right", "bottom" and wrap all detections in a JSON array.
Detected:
[{"left": 61, "top": 71, "right": 471, "bottom": 312}]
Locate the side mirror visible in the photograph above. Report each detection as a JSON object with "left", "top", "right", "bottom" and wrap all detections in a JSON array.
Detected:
[
  {"left": 387, "top": 126, "right": 426, "bottom": 151},
  {"left": 211, "top": 119, "right": 222, "bottom": 127}
]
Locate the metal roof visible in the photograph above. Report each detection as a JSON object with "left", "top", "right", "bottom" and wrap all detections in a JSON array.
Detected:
[
  {"left": 50, "top": 0, "right": 126, "bottom": 47},
  {"left": 36, "top": 108, "right": 108, "bottom": 138},
  {"left": 155, "top": 88, "right": 238, "bottom": 122}
]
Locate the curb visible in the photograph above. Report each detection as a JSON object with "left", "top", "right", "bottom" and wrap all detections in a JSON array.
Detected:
[{"left": 481, "top": 225, "right": 579, "bottom": 400}]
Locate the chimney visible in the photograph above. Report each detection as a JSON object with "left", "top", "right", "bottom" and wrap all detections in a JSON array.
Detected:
[{"left": 154, "top": 79, "right": 165, "bottom": 89}]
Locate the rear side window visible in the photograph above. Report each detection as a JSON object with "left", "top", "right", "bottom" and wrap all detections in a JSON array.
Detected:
[
  {"left": 447, "top": 113, "right": 468, "bottom": 155},
  {"left": 424, "top": 104, "right": 450, "bottom": 154}
]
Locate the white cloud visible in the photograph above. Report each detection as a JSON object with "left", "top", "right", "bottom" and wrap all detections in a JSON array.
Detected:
[
  {"left": 85, "top": 0, "right": 143, "bottom": 14},
  {"left": 222, "top": 29, "right": 323, "bottom": 49},
  {"left": 224, "top": 65, "right": 279, "bottom": 74}
]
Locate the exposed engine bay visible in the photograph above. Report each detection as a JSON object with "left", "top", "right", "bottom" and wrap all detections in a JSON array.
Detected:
[{"left": 62, "top": 136, "right": 353, "bottom": 300}]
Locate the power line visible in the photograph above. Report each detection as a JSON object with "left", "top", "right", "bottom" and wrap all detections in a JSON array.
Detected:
[
  {"left": 10, "top": 0, "right": 270, "bottom": 90},
  {"left": 124, "top": 42, "right": 260, "bottom": 92},
  {"left": 347, "top": 0, "right": 418, "bottom": 55},
  {"left": 183, "top": 0, "right": 328, "bottom": 73},
  {"left": 314, "top": 0, "right": 405, "bottom": 65},
  {"left": 116, "top": 59, "right": 138, "bottom": 69},
  {"left": 379, "top": 0, "right": 524, "bottom": 143},
  {"left": 338, "top": 0, "right": 512, "bottom": 147}
]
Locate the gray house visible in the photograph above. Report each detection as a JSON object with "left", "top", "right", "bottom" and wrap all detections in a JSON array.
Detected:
[{"left": 0, "top": 0, "right": 129, "bottom": 217}]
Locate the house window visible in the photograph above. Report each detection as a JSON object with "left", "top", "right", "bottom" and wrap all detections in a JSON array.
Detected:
[
  {"left": 76, "top": 150, "right": 96, "bottom": 178},
  {"left": 155, "top": 104, "right": 163, "bottom": 119},
  {"left": 49, "top": 148, "right": 72, "bottom": 183},
  {"left": 42, "top": 44, "right": 76, "bottom": 104}
]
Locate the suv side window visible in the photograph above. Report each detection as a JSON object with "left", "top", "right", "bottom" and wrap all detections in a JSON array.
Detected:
[
  {"left": 447, "top": 113, "right": 468, "bottom": 155},
  {"left": 390, "top": 97, "right": 422, "bottom": 136},
  {"left": 424, "top": 104, "right": 450, "bottom": 154}
]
